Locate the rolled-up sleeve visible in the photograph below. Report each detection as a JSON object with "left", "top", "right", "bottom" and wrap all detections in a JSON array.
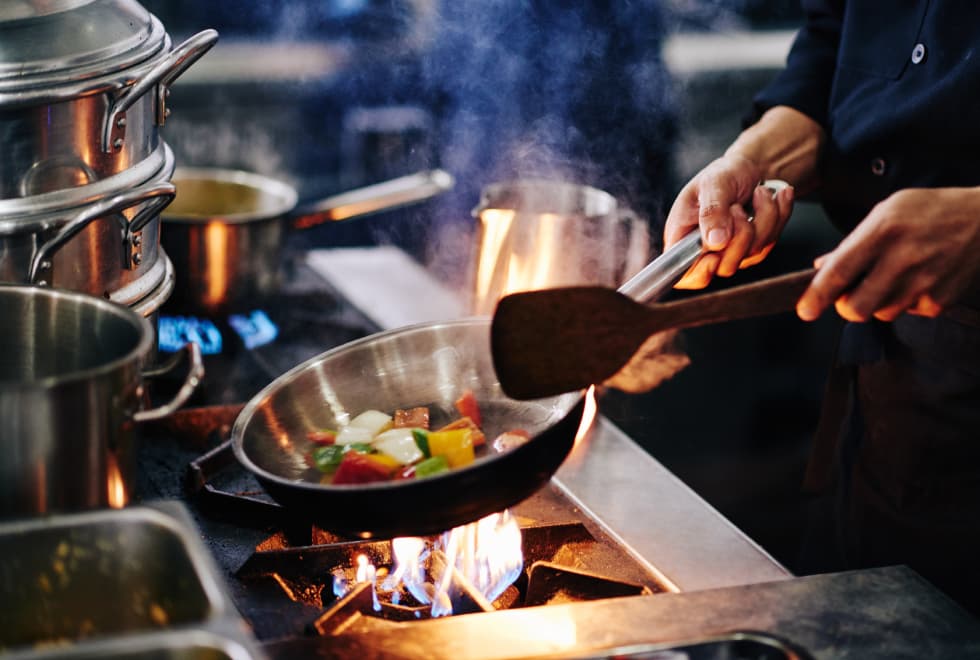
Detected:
[{"left": 749, "top": 0, "right": 843, "bottom": 127}]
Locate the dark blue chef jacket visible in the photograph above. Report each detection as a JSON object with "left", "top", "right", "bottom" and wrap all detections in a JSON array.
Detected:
[{"left": 748, "top": 0, "right": 980, "bottom": 615}]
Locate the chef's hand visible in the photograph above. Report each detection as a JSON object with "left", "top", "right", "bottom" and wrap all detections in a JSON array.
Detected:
[
  {"left": 664, "top": 153, "right": 795, "bottom": 289},
  {"left": 797, "top": 187, "right": 980, "bottom": 322}
]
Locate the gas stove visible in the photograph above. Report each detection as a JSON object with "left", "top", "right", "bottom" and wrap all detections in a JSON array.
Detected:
[{"left": 133, "top": 247, "right": 980, "bottom": 660}]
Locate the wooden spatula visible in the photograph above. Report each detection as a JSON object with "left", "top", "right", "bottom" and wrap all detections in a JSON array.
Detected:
[{"left": 490, "top": 268, "right": 816, "bottom": 400}]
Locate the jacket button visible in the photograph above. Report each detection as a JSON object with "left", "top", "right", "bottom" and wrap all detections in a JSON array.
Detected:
[
  {"left": 871, "top": 157, "right": 887, "bottom": 176},
  {"left": 911, "top": 43, "right": 926, "bottom": 64}
]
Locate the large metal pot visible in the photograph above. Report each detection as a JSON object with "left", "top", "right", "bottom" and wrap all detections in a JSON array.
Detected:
[
  {"left": 161, "top": 168, "right": 454, "bottom": 315},
  {"left": 0, "top": 0, "right": 217, "bottom": 199},
  {"left": 469, "top": 179, "right": 650, "bottom": 314},
  {"left": 0, "top": 142, "right": 176, "bottom": 300},
  {"left": 0, "top": 285, "right": 203, "bottom": 519}
]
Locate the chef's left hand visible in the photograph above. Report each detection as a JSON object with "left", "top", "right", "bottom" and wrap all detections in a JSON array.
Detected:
[{"left": 797, "top": 187, "right": 980, "bottom": 322}]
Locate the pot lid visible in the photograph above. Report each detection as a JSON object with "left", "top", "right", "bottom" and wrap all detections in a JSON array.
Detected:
[{"left": 0, "top": 0, "right": 166, "bottom": 92}]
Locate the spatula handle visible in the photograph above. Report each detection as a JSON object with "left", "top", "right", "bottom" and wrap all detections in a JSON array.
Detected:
[{"left": 648, "top": 268, "right": 817, "bottom": 331}]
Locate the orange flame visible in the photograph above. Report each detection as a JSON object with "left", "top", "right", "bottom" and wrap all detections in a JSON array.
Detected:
[
  {"left": 106, "top": 453, "right": 128, "bottom": 508},
  {"left": 204, "top": 221, "right": 230, "bottom": 308}
]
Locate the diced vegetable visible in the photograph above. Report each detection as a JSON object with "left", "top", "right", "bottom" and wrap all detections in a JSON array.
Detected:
[
  {"left": 437, "top": 416, "right": 485, "bottom": 447},
  {"left": 412, "top": 428, "right": 431, "bottom": 458},
  {"left": 332, "top": 452, "right": 398, "bottom": 484},
  {"left": 307, "top": 429, "right": 337, "bottom": 445},
  {"left": 303, "top": 392, "right": 501, "bottom": 484},
  {"left": 347, "top": 409, "right": 393, "bottom": 436},
  {"left": 414, "top": 455, "right": 450, "bottom": 478},
  {"left": 311, "top": 445, "right": 346, "bottom": 471},
  {"left": 374, "top": 428, "right": 425, "bottom": 465},
  {"left": 310, "top": 443, "right": 374, "bottom": 473},
  {"left": 394, "top": 407, "right": 430, "bottom": 429},
  {"left": 454, "top": 390, "right": 482, "bottom": 427},
  {"left": 335, "top": 425, "right": 375, "bottom": 445},
  {"left": 426, "top": 428, "right": 475, "bottom": 468},
  {"left": 492, "top": 429, "right": 531, "bottom": 452}
]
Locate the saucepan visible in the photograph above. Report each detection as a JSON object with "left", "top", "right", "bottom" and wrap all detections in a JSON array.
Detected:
[
  {"left": 230, "top": 318, "right": 589, "bottom": 539},
  {"left": 161, "top": 168, "right": 454, "bottom": 315}
]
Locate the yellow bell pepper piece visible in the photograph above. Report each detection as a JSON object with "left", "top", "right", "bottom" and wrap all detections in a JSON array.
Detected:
[
  {"left": 425, "top": 428, "right": 475, "bottom": 468},
  {"left": 363, "top": 452, "right": 401, "bottom": 472}
]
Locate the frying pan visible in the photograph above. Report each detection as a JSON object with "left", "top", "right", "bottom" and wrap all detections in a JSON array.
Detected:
[{"left": 230, "top": 318, "right": 587, "bottom": 539}]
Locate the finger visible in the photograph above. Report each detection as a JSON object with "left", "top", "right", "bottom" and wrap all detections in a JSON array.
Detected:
[
  {"left": 746, "top": 184, "right": 780, "bottom": 255},
  {"left": 797, "top": 253, "right": 866, "bottom": 321},
  {"left": 834, "top": 294, "right": 868, "bottom": 323},
  {"left": 697, "top": 179, "right": 738, "bottom": 251},
  {"left": 797, "top": 223, "right": 879, "bottom": 321},
  {"left": 739, "top": 242, "right": 775, "bottom": 269},
  {"left": 774, "top": 184, "right": 795, "bottom": 222},
  {"left": 908, "top": 294, "right": 944, "bottom": 317},
  {"left": 716, "top": 203, "right": 755, "bottom": 277},
  {"left": 663, "top": 185, "right": 700, "bottom": 248},
  {"left": 675, "top": 252, "right": 721, "bottom": 289}
]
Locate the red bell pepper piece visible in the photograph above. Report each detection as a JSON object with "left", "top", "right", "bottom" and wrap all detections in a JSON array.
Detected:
[
  {"left": 331, "top": 452, "right": 397, "bottom": 485},
  {"left": 454, "top": 389, "right": 482, "bottom": 428},
  {"left": 307, "top": 429, "right": 337, "bottom": 445}
]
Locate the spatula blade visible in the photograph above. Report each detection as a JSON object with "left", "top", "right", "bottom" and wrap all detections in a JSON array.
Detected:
[{"left": 491, "top": 286, "right": 658, "bottom": 400}]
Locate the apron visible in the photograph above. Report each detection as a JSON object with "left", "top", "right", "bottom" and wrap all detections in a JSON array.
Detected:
[{"left": 800, "top": 305, "right": 980, "bottom": 615}]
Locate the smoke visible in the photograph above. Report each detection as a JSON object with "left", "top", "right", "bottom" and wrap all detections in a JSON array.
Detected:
[{"left": 409, "top": 1, "right": 680, "bottom": 287}]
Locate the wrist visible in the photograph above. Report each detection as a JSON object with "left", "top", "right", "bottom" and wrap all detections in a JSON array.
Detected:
[{"left": 726, "top": 106, "right": 824, "bottom": 192}]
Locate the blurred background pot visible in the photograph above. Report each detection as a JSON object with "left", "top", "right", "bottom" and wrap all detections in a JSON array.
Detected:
[{"left": 161, "top": 167, "right": 453, "bottom": 315}]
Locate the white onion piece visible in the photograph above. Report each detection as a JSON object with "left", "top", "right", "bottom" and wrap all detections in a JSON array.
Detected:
[
  {"left": 335, "top": 425, "right": 375, "bottom": 445},
  {"left": 374, "top": 428, "right": 424, "bottom": 465},
  {"left": 347, "top": 410, "right": 392, "bottom": 437}
]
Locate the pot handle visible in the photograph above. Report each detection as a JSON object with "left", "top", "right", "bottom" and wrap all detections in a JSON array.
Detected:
[
  {"left": 102, "top": 29, "right": 220, "bottom": 153},
  {"left": 292, "top": 169, "right": 455, "bottom": 229},
  {"left": 28, "top": 181, "right": 176, "bottom": 285},
  {"left": 134, "top": 341, "right": 205, "bottom": 423}
]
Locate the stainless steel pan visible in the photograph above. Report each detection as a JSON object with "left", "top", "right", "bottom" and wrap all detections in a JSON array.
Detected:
[{"left": 230, "top": 318, "right": 588, "bottom": 538}]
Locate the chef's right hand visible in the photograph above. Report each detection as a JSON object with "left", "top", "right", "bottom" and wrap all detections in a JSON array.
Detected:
[{"left": 664, "top": 152, "right": 795, "bottom": 289}]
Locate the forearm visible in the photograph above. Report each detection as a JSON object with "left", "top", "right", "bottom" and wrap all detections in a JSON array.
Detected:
[{"left": 725, "top": 105, "right": 826, "bottom": 195}]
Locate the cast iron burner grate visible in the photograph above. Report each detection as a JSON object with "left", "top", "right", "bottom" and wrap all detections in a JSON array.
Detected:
[{"left": 181, "top": 437, "right": 671, "bottom": 641}]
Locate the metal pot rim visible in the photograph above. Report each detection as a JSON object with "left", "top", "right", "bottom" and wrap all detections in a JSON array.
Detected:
[
  {"left": 0, "top": 285, "right": 155, "bottom": 390},
  {"left": 473, "top": 178, "right": 619, "bottom": 218},
  {"left": 0, "top": 142, "right": 174, "bottom": 230},
  {"left": 163, "top": 167, "right": 299, "bottom": 225}
]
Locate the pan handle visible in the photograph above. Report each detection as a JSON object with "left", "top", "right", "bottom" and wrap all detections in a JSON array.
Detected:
[
  {"left": 134, "top": 341, "right": 205, "bottom": 423},
  {"left": 617, "top": 179, "right": 789, "bottom": 303},
  {"left": 292, "top": 169, "right": 455, "bottom": 230}
]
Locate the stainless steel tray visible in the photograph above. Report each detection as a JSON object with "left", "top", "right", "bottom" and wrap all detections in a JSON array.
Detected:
[{"left": 0, "top": 502, "right": 266, "bottom": 660}]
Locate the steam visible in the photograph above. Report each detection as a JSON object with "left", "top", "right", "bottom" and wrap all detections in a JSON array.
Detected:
[{"left": 412, "top": 2, "right": 679, "bottom": 288}]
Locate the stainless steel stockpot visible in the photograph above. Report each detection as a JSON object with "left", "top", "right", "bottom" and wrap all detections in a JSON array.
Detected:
[
  {"left": 0, "top": 142, "right": 176, "bottom": 300},
  {"left": 0, "top": 284, "right": 203, "bottom": 519},
  {"left": 0, "top": 0, "right": 217, "bottom": 199}
]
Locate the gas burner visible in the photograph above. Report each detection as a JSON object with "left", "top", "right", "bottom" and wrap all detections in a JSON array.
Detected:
[{"left": 180, "top": 436, "right": 671, "bottom": 640}]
